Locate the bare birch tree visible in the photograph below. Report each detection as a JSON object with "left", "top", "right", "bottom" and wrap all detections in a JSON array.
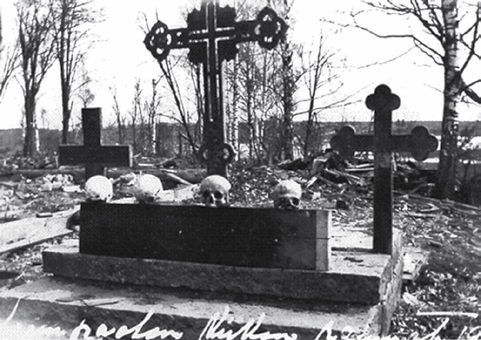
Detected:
[
  {"left": 224, "top": 0, "right": 288, "bottom": 163},
  {"left": 110, "top": 86, "right": 126, "bottom": 144},
  {"left": 0, "top": 12, "right": 19, "bottom": 103},
  {"left": 51, "top": 0, "right": 98, "bottom": 144},
  {"left": 299, "top": 33, "right": 334, "bottom": 156},
  {"left": 77, "top": 59, "right": 94, "bottom": 107},
  {"left": 158, "top": 58, "right": 199, "bottom": 154},
  {"left": 348, "top": 0, "right": 481, "bottom": 198},
  {"left": 17, "top": 0, "right": 56, "bottom": 156},
  {"left": 144, "top": 78, "right": 161, "bottom": 155},
  {"left": 129, "top": 79, "right": 142, "bottom": 153}
]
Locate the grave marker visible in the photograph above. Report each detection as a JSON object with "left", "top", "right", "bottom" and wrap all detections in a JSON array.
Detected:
[
  {"left": 144, "top": 0, "right": 287, "bottom": 176},
  {"left": 79, "top": 203, "right": 331, "bottom": 271},
  {"left": 58, "top": 108, "right": 132, "bottom": 179},
  {"left": 331, "top": 84, "right": 438, "bottom": 254}
]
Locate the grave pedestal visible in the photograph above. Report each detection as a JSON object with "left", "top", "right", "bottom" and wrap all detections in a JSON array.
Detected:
[
  {"left": 0, "top": 226, "right": 403, "bottom": 338},
  {"left": 0, "top": 276, "right": 391, "bottom": 339},
  {"left": 79, "top": 203, "right": 331, "bottom": 271},
  {"left": 43, "top": 243, "right": 395, "bottom": 304}
]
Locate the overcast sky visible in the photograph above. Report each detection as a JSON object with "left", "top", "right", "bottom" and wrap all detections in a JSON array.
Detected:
[{"left": 0, "top": 0, "right": 479, "bottom": 130}]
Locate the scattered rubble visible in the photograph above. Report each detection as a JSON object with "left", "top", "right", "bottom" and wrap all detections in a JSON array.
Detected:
[{"left": 0, "top": 155, "right": 478, "bottom": 338}]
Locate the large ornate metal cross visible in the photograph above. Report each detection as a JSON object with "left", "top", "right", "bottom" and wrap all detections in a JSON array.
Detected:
[
  {"left": 331, "top": 85, "right": 438, "bottom": 254},
  {"left": 144, "top": 0, "right": 287, "bottom": 176}
]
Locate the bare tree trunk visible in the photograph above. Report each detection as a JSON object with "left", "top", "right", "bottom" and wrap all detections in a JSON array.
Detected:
[
  {"left": 159, "top": 59, "right": 198, "bottom": 154},
  {"left": 111, "top": 88, "right": 125, "bottom": 144},
  {"left": 146, "top": 78, "right": 160, "bottom": 155},
  {"left": 229, "top": 59, "right": 239, "bottom": 159},
  {"left": 58, "top": 0, "right": 70, "bottom": 144},
  {"left": 303, "top": 35, "right": 325, "bottom": 156},
  {"left": 435, "top": 0, "right": 461, "bottom": 198},
  {"left": 178, "top": 129, "right": 183, "bottom": 156},
  {"left": 53, "top": 0, "right": 97, "bottom": 144},
  {"left": 132, "top": 118, "right": 137, "bottom": 152},
  {"left": 281, "top": 41, "right": 294, "bottom": 160},
  {"left": 60, "top": 79, "right": 71, "bottom": 143},
  {"left": 18, "top": 0, "right": 55, "bottom": 157},
  {"left": 194, "top": 64, "right": 203, "bottom": 146},
  {"left": 23, "top": 92, "right": 38, "bottom": 156},
  {"left": 130, "top": 79, "right": 142, "bottom": 153}
]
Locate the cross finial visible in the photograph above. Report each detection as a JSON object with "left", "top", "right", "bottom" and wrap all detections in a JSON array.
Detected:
[
  {"left": 330, "top": 126, "right": 356, "bottom": 160},
  {"left": 409, "top": 126, "right": 439, "bottom": 161},
  {"left": 365, "top": 84, "right": 400, "bottom": 112}
]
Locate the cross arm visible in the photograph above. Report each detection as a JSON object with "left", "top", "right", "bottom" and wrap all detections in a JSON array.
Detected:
[
  {"left": 330, "top": 126, "right": 373, "bottom": 159},
  {"left": 330, "top": 125, "right": 437, "bottom": 162},
  {"left": 59, "top": 145, "right": 132, "bottom": 167},
  {"left": 390, "top": 126, "right": 438, "bottom": 161},
  {"left": 234, "top": 7, "right": 287, "bottom": 50},
  {"left": 144, "top": 22, "right": 191, "bottom": 62},
  {"left": 144, "top": 6, "right": 287, "bottom": 63}
]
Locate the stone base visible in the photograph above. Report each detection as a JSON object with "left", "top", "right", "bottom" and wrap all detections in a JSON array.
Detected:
[
  {"left": 0, "top": 234, "right": 404, "bottom": 338},
  {"left": 0, "top": 277, "right": 388, "bottom": 339},
  {"left": 43, "top": 241, "right": 396, "bottom": 304}
]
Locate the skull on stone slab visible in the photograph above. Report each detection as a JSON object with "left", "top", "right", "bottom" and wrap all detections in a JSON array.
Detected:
[
  {"left": 133, "top": 174, "right": 163, "bottom": 204},
  {"left": 84, "top": 175, "right": 113, "bottom": 202},
  {"left": 272, "top": 179, "right": 302, "bottom": 210},
  {"left": 199, "top": 175, "right": 231, "bottom": 207}
]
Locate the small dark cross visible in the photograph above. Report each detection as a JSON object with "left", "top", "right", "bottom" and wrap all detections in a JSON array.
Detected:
[
  {"left": 58, "top": 108, "right": 132, "bottom": 180},
  {"left": 331, "top": 85, "right": 438, "bottom": 254},
  {"left": 144, "top": 0, "right": 287, "bottom": 176}
]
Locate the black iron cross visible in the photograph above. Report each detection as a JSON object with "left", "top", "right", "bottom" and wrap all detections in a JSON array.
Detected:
[
  {"left": 331, "top": 85, "right": 438, "bottom": 254},
  {"left": 144, "top": 0, "right": 287, "bottom": 176},
  {"left": 58, "top": 108, "right": 132, "bottom": 180}
]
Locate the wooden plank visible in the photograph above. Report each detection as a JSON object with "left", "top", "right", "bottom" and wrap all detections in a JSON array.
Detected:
[
  {"left": 0, "top": 196, "right": 134, "bottom": 254},
  {"left": 402, "top": 246, "right": 429, "bottom": 283},
  {"left": 80, "top": 203, "right": 331, "bottom": 270},
  {"left": 0, "top": 209, "right": 75, "bottom": 254},
  {"left": 0, "top": 168, "right": 206, "bottom": 185}
]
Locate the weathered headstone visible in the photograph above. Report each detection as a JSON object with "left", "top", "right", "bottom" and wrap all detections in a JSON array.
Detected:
[
  {"left": 331, "top": 84, "right": 438, "bottom": 254},
  {"left": 79, "top": 204, "right": 331, "bottom": 271},
  {"left": 144, "top": 0, "right": 287, "bottom": 176},
  {"left": 58, "top": 108, "right": 132, "bottom": 179}
]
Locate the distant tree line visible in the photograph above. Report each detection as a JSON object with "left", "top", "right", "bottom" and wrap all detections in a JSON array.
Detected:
[
  {"left": 345, "top": 0, "right": 481, "bottom": 198},
  {"left": 0, "top": 0, "right": 479, "bottom": 201},
  {"left": 0, "top": 0, "right": 98, "bottom": 156}
]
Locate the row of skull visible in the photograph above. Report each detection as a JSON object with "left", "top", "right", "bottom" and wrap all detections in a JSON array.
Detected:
[{"left": 84, "top": 174, "right": 303, "bottom": 209}]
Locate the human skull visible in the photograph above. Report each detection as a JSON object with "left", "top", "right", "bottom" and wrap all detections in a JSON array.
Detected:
[
  {"left": 84, "top": 175, "right": 113, "bottom": 202},
  {"left": 133, "top": 174, "right": 163, "bottom": 204},
  {"left": 272, "top": 179, "right": 302, "bottom": 210},
  {"left": 199, "top": 175, "right": 231, "bottom": 207}
]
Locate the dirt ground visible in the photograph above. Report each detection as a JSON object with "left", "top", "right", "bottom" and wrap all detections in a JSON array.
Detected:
[{"left": 0, "top": 163, "right": 479, "bottom": 339}]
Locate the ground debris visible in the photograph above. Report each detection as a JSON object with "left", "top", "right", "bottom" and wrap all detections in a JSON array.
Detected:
[{"left": 0, "top": 158, "right": 478, "bottom": 338}]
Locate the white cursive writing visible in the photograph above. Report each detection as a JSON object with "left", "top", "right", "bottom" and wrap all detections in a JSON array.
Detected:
[
  {"left": 69, "top": 309, "right": 183, "bottom": 340},
  {"left": 199, "top": 306, "right": 297, "bottom": 340}
]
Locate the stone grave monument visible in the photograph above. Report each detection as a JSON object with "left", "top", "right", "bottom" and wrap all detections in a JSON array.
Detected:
[
  {"left": 0, "top": 2, "right": 438, "bottom": 339},
  {"left": 58, "top": 108, "right": 132, "bottom": 180}
]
